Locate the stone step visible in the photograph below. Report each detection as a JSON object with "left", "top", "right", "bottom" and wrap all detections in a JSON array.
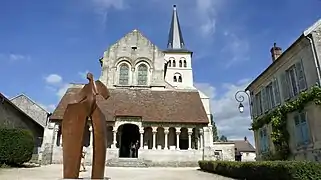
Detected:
[{"left": 106, "top": 158, "right": 149, "bottom": 168}]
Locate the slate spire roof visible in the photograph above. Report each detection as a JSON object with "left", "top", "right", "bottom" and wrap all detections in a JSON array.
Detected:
[{"left": 167, "top": 5, "right": 186, "bottom": 51}]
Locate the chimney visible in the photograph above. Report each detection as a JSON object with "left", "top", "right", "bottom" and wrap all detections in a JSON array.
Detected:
[
  {"left": 244, "top": 136, "right": 247, "bottom": 142},
  {"left": 270, "top": 43, "right": 282, "bottom": 62}
]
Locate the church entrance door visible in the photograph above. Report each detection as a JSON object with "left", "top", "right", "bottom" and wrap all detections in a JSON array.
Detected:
[{"left": 118, "top": 124, "right": 140, "bottom": 158}]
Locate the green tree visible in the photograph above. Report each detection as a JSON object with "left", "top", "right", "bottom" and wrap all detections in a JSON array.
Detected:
[
  {"left": 220, "top": 135, "right": 228, "bottom": 142},
  {"left": 211, "top": 114, "right": 219, "bottom": 141}
]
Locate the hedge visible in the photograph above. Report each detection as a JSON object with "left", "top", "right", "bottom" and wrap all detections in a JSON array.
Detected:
[
  {"left": 199, "top": 160, "right": 321, "bottom": 180},
  {"left": 0, "top": 128, "right": 34, "bottom": 166}
]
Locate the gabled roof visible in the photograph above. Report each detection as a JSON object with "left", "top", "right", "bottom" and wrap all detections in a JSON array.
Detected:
[
  {"left": 0, "top": 93, "right": 44, "bottom": 129},
  {"left": 50, "top": 86, "right": 209, "bottom": 124},
  {"left": 230, "top": 139, "right": 256, "bottom": 153},
  {"left": 10, "top": 93, "right": 50, "bottom": 113},
  {"left": 10, "top": 93, "right": 50, "bottom": 127},
  {"left": 245, "top": 18, "right": 321, "bottom": 91},
  {"left": 304, "top": 18, "right": 321, "bottom": 36}
]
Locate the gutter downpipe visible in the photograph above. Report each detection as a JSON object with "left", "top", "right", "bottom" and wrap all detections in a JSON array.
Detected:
[{"left": 306, "top": 34, "right": 321, "bottom": 86}]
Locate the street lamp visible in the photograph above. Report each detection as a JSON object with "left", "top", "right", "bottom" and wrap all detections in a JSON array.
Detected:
[
  {"left": 238, "top": 102, "right": 244, "bottom": 113},
  {"left": 234, "top": 90, "right": 251, "bottom": 114}
]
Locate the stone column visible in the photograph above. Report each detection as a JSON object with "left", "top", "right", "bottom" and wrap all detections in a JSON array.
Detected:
[
  {"left": 112, "top": 129, "right": 117, "bottom": 149},
  {"left": 188, "top": 128, "right": 193, "bottom": 150},
  {"left": 89, "top": 125, "right": 93, "bottom": 148},
  {"left": 140, "top": 128, "right": 144, "bottom": 149},
  {"left": 164, "top": 127, "right": 169, "bottom": 150},
  {"left": 200, "top": 128, "right": 204, "bottom": 150},
  {"left": 53, "top": 124, "right": 59, "bottom": 147},
  {"left": 152, "top": 127, "right": 157, "bottom": 150},
  {"left": 176, "top": 127, "right": 181, "bottom": 150},
  {"left": 59, "top": 133, "right": 62, "bottom": 147}
]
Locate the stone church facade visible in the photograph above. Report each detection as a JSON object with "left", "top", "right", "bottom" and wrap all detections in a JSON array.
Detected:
[{"left": 41, "top": 5, "right": 235, "bottom": 166}]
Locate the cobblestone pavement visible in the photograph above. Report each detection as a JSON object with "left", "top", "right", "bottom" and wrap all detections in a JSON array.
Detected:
[{"left": 0, "top": 164, "right": 234, "bottom": 180}]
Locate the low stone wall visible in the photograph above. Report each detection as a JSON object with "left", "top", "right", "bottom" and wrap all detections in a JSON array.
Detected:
[{"left": 49, "top": 145, "right": 234, "bottom": 166}]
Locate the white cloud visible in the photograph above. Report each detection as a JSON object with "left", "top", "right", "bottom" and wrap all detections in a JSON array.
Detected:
[
  {"left": 0, "top": 53, "right": 31, "bottom": 62},
  {"left": 195, "top": 0, "right": 223, "bottom": 37},
  {"left": 78, "top": 70, "right": 89, "bottom": 80},
  {"left": 91, "top": 0, "right": 128, "bottom": 26},
  {"left": 195, "top": 79, "right": 255, "bottom": 145},
  {"left": 39, "top": 103, "right": 56, "bottom": 112},
  {"left": 45, "top": 74, "right": 63, "bottom": 84},
  {"left": 44, "top": 73, "right": 69, "bottom": 99},
  {"left": 221, "top": 31, "right": 250, "bottom": 68},
  {"left": 56, "top": 84, "right": 70, "bottom": 98},
  {"left": 92, "top": 0, "right": 126, "bottom": 11}
]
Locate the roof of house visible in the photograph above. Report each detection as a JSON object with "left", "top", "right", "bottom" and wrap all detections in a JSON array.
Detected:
[
  {"left": 245, "top": 18, "right": 321, "bottom": 91},
  {"left": 50, "top": 87, "right": 209, "bottom": 124},
  {"left": 0, "top": 93, "right": 44, "bottom": 129},
  {"left": 231, "top": 139, "right": 256, "bottom": 153},
  {"left": 10, "top": 93, "right": 50, "bottom": 114}
]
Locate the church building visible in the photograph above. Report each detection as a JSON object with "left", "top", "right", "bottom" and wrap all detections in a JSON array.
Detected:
[{"left": 40, "top": 5, "right": 233, "bottom": 166}]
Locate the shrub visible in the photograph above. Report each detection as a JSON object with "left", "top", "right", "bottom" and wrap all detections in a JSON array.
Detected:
[
  {"left": 199, "top": 160, "right": 321, "bottom": 180},
  {"left": 0, "top": 128, "right": 34, "bottom": 166}
]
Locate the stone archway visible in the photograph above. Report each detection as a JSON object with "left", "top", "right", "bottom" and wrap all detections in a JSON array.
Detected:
[{"left": 118, "top": 124, "right": 140, "bottom": 158}]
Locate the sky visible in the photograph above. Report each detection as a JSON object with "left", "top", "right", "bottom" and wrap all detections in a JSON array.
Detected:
[{"left": 1, "top": 0, "right": 321, "bottom": 145}]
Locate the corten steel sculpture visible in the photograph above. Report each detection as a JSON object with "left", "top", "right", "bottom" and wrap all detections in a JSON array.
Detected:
[{"left": 62, "top": 72, "right": 110, "bottom": 179}]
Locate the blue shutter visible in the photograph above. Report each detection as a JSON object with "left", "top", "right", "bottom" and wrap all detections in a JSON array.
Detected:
[
  {"left": 295, "top": 59, "right": 307, "bottom": 92},
  {"left": 300, "top": 113, "right": 310, "bottom": 144},
  {"left": 294, "top": 115, "right": 302, "bottom": 145},
  {"left": 273, "top": 78, "right": 281, "bottom": 105},
  {"left": 259, "top": 131, "right": 262, "bottom": 152},
  {"left": 280, "top": 73, "right": 290, "bottom": 100},
  {"left": 262, "top": 88, "right": 268, "bottom": 112}
]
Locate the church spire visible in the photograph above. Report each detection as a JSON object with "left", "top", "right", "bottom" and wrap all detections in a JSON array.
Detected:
[{"left": 167, "top": 5, "right": 185, "bottom": 50}]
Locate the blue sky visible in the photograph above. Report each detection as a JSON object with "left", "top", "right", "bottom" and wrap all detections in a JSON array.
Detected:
[{"left": 1, "top": 0, "right": 320, "bottom": 144}]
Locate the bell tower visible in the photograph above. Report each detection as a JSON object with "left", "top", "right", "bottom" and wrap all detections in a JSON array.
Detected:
[{"left": 164, "top": 5, "right": 195, "bottom": 89}]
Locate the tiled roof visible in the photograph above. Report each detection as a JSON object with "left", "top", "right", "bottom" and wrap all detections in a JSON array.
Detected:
[
  {"left": 232, "top": 140, "right": 256, "bottom": 153},
  {"left": 0, "top": 93, "right": 44, "bottom": 129},
  {"left": 50, "top": 87, "right": 209, "bottom": 124}
]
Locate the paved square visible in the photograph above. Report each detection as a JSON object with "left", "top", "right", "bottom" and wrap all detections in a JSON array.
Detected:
[{"left": 0, "top": 165, "right": 234, "bottom": 180}]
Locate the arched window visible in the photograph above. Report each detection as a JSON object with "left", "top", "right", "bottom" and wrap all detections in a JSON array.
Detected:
[
  {"left": 173, "top": 60, "right": 176, "bottom": 67},
  {"left": 168, "top": 60, "right": 171, "bottom": 67},
  {"left": 174, "top": 73, "right": 182, "bottom": 83},
  {"left": 179, "top": 60, "right": 182, "bottom": 67},
  {"left": 183, "top": 60, "right": 187, "bottom": 67},
  {"left": 119, "top": 63, "right": 129, "bottom": 85},
  {"left": 178, "top": 75, "right": 182, "bottom": 82},
  {"left": 137, "top": 64, "right": 148, "bottom": 85}
]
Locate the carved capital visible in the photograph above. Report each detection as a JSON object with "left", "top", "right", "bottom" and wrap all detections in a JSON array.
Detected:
[
  {"left": 139, "top": 129, "right": 144, "bottom": 134},
  {"left": 89, "top": 126, "right": 93, "bottom": 132},
  {"left": 176, "top": 131, "right": 181, "bottom": 135},
  {"left": 152, "top": 127, "right": 157, "bottom": 133},
  {"left": 175, "top": 127, "right": 181, "bottom": 132},
  {"left": 54, "top": 124, "right": 59, "bottom": 132},
  {"left": 164, "top": 127, "right": 169, "bottom": 134},
  {"left": 188, "top": 128, "right": 193, "bottom": 135},
  {"left": 199, "top": 128, "right": 204, "bottom": 135}
]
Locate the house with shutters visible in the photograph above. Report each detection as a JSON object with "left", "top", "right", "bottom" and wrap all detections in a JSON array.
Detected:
[{"left": 245, "top": 18, "right": 321, "bottom": 161}]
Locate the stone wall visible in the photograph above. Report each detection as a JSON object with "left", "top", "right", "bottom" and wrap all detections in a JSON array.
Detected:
[
  {"left": 0, "top": 97, "right": 44, "bottom": 151},
  {"left": 50, "top": 143, "right": 236, "bottom": 166}
]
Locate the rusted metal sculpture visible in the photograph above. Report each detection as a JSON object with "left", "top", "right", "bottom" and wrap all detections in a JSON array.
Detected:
[{"left": 62, "top": 73, "right": 110, "bottom": 179}]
